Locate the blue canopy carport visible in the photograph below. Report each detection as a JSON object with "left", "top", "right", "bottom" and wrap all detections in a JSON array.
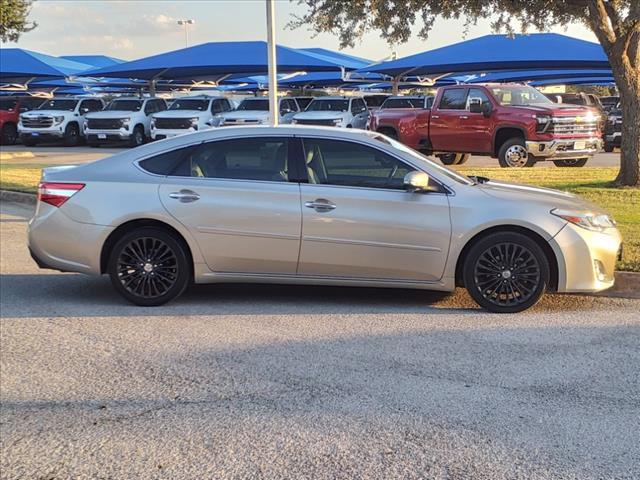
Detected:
[
  {"left": 0, "top": 48, "right": 92, "bottom": 83},
  {"left": 451, "top": 68, "right": 614, "bottom": 84},
  {"left": 358, "top": 33, "right": 609, "bottom": 93},
  {"left": 530, "top": 77, "right": 615, "bottom": 86},
  {"left": 60, "top": 55, "right": 124, "bottom": 68}
]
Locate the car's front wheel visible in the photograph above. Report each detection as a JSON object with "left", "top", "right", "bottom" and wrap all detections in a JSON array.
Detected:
[
  {"left": 108, "top": 227, "right": 190, "bottom": 306},
  {"left": 1, "top": 123, "right": 18, "bottom": 145},
  {"left": 463, "top": 231, "right": 549, "bottom": 313}
]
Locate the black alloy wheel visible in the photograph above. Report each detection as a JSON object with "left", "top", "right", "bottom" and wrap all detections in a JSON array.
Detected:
[
  {"left": 108, "top": 228, "right": 190, "bottom": 306},
  {"left": 463, "top": 232, "right": 549, "bottom": 313}
]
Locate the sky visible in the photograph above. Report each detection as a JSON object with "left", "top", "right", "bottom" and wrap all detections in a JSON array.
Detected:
[{"left": 2, "top": 0, "right": 598, "bottom": 62}]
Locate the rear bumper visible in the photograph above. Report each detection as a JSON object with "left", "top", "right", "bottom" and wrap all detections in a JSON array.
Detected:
[{"left": 526, "top": 137, "right": 602, "bottom": 159}]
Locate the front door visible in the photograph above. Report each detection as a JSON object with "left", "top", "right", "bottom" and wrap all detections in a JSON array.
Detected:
[
  {"left": 298, "top": 137, "right": 451, "bottom": 281},
  {"left": 159, "top": 136, "right": 302, "bottom": 274},
  {"left": 457, "top": 87, "right": 494, "bottom": 153}
]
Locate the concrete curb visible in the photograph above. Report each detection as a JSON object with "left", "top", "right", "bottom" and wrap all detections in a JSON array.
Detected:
[
  {"left": 1, "top": 189, "right": 36, "bottom": 205},
  {"left": 0, "top": 151, "right": 35, "bottom": 161},
  {"left": 1, "top": 191, "right": 639, "bottom": 300}
]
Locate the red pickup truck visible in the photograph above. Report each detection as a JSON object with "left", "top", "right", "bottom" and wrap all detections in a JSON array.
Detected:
[
  {"left": 369, "top": 84, "right": 603, "bottom": 167},
  {"left": 0, "top": 96, "right": 45, "bottom": 145}
]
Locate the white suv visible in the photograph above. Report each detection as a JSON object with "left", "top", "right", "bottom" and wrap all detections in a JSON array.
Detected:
[
  {"left": 19, "top": 97, "right": 104, "bottom": 146},
  {"left": 292, "top": 96, "right": 369, "bottom": 129},
  {"left": 220, "top": 97, "right": 299, "bottom": 126},
  {"left": 150, "top": 96, "right": 234, "bottom": 140},
  {"left": 85, "top": 97, "right": 167, "bottom": 147}
]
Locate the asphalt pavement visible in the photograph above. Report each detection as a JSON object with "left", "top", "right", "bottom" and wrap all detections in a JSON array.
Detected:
[{"left": 1, "top": 201, "right": 639, "bottom": 479}]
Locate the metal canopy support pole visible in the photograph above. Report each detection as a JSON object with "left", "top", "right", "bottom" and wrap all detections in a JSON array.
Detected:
[{"left": 266, "top": 0, "right": 278, "bottom": 126}]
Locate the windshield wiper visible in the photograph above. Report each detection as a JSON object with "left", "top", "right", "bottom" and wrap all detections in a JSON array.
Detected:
[{"left": 468, "top": 175, "right": 490, "bottom": 184}]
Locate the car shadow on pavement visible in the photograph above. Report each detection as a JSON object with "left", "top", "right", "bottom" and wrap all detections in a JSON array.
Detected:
[{"left": 1, "top": 272, "right": 636, "bottom": 318}]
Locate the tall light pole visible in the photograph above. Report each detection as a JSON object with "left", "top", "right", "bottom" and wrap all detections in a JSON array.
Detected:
[
  {"left": 177, "top": 19, "right": 195, "bottom": 48},
  {"left": 265, "top": 0, "right": 278, "bottom": 126}
]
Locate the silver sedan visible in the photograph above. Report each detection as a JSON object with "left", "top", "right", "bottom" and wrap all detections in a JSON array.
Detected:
[{"left": 28, "top": 126, "right": 622, "bottom": 312}]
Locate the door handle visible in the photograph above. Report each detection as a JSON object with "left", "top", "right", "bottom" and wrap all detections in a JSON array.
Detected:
[
  {"left": 304, "top": 199, "right": 336, "bottom": 212},
  {"left": 460, "top": 115, "right": 469, "bottom": 119},
  {"left": 432, "top": 115, "right": 440, "bottom": 119},
  {"left": 169, "top": 189, "right": 200, "bottom": 203}
]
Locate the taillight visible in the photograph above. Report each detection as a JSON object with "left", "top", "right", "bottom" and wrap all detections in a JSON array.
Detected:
[{"left": 37, "top": 182, "right": 85, "bottom": 207}]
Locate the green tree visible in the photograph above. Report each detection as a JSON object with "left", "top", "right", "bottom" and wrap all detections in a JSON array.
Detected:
[
  {"left": 291, "top": 0, "right": 639, "bottom": 186},
  {"left": 0, "top": 0, "right": 37, "bottom": 43}
]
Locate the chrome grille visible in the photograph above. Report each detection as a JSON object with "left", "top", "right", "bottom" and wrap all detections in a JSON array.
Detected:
[
  {"left": 87, "top": 118, "right": 123, "bottom": 130},
  {"left": 548, "top": 117, "right": 598, "bottom": 135},
  {"left": 154, "top": 118, "right": 194, "bottom": 129},
  {"left": 223, "top": 118, "right": 262, "bottom": 125},
  {"left": 294, "top": 119, "right": 338, "bottom": 126},
  {"left": 21, "top": 116, "right": 53, "bottom": 128}
]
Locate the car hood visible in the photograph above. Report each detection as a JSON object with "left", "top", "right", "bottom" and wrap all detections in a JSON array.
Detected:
[
  {"left": 221, "top": 111, "right": 270, "bottom": 120},
  {"left": 85, "top": 110, "right": 138, "bottom": 119},
  {"left": 294, "top": 111, "right": 347, "bottom": 120},
  {"left": 153, "top": 110, "right": 207, "bottom": 118},
  {"left": 509, "top": 104, "right": 596, "bottom": 116},
  {"left": 477, "top": 180, "right": 605, "bottom": 213},
  {"left": 21, "top": 110, "right": 73, "bottom": 117}
]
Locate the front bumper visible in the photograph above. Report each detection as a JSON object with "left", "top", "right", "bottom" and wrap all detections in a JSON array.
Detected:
[
  {"left": 86, "top": 128, "right": 132, "bottom": 142},
  {"left": 550, "top": 222, "right": 622, "bottom": 293},
  {"left": 526, "top": 137, "right": 602, "bottom": 159},
  {"left": 19, "top": 126, "right": 66, "bottom": 139},
  {"left": 151, "top": 127, "right": 195, "bottom": 140},
  {"left": 605, "top": 132, "right": 622, "bottom": 146}
]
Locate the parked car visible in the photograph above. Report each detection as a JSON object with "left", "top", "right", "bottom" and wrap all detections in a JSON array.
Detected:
[
  {"left": 370, "top": 84, "right": 602, "bottom": 167},
  {"left": 85, "top": 97, "right": 167, "bottom": 147},
  {"left": 362, "top": 93, "right": 391, "bottom": 111},
  {"left": 0, "top": 96, "right": 44, "bottom": 145},
  {"left": 293, "top": 96, "right": 314, "bottom": 110},
  {"left": 378, "top": 96, "right": 434, "bottom": 110},
  {"left": 599, "top": 95, "right": 620, "bottom": 113},
  {"left": 220, "top": 97, "right": 300, "bottom": 125},
  {"left": 19, "top": 97, "right": 104, "bottom": 146},
  {"left": 292, "top": 96, "right": 369, "bottom": 128},
  {"left": 28, "top": 126, "right": 621, "bottom": 313},
  {"left": 150, "top": 96, "right": 234, "bottom": 140},
  {"left": 551, "top": 92, "right": 605, "bottom": 118},
  {"left": 603, "top": 107, "right": 622, "bottom": 152}
]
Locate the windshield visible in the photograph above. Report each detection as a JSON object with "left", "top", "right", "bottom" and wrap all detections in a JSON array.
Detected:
[
  {"left": 236, "top": 99, "right": 269, "bottom": 111},
  {"left": 107, "top": 100, "right": 142, "bottom": 111},
  {"left": 489, "top": 86, "right": 553, "bottom": 107},
  {"left": 38, "top": 99, "right": 78, "bottom": 111},
  {"left": 554, "top": 94, "right": 587, "bottom": 106},
  {"left": 369, "top": 132, "right": 474, "bottom": 186},
  {"left": 0, "top": 99, "right": 18, "bottom": 111},
  {"left": 306, "top": 99, "right": 349, "bottom": 112},
  {"left": 169, "top": 99, "right": 209, "bottom": 111},
  {"left": 381, "top": 97, "right": 424, "bottom": 109}
]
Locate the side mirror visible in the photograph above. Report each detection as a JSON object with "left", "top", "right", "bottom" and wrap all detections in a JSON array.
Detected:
[
  {"left": 403, "top": 171, "right": 433, "bottom": 193},
  {"left": 469, "top": 97, "right": 483, "bottom": 113}
]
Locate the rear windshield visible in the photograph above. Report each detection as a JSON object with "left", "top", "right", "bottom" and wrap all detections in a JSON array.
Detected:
[
  {"left": 236, "top": 99, "right": 269, "bottom": 111},
  {"left": 362, "top": 95, "right": 388, "bottom": 108},
  {"left": 295, "top": 97, "right": 313, "bottom": 109},
  {"left": 38, "top": 99, "right": 79, "bottom": 111},
  {"left": 0, "top": 99, "right": 18, "bottom": 111},
  {"left": 169, "top": 99, "right": 209, "bottom": 111},
  {"left": 554, "top": 94, "right": 586, "bottom": 105},
  {"left": 107, "top": 100, "right": 142, "bottom": 111},
  {"left": 381, "top": 97, "right": 424, "bottom": 109},
  {"left": 306, "top": 99, "right": 349, "bottom": 112}
]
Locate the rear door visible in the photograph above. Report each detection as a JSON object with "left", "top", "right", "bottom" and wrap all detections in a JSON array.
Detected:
[
  {"left": 429, "top": 87, "right": 468, "bottom": 151},
  {"left": 158, "top": 136, "right": 302, "bottom": 275},
  {"left": 350, "top": 98, "right": 369, "bottom": 129}
]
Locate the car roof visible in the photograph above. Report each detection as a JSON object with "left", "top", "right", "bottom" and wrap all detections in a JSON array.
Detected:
[{"left": 309, "top": 96, "right": 356, "bottom": 100}]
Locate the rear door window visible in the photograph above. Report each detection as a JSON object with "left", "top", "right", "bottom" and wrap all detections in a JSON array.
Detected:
[{"left": 438, "top": 89, "right": 468, "bottom": 110}]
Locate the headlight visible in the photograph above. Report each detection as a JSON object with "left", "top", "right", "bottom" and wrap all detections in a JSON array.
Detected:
[
  {"left": 190, "top": 117, "right": 199, "bottom": 126},
  {"left": 333, "top": 119, "right": 342, "bottom": 125},
  {"left": 150, "top": 119, "right": 156, "bottom": 128},
  {"left": 534, "top": 115, "right": 551, "bottom": 133},
  {"left": 53, "top": 116, "right": 65, "bottom": 125},
  {"left": 291, "top": 119, "right": 298, "bottom": 124},
  {"left": 120, "top": 117, "right": 131, "bottom": 128},
  {"left": 551, "top": 208, "right": 616, "bottom": 232}
]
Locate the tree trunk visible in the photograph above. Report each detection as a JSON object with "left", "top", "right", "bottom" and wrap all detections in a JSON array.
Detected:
[{"left": 609, "top": 57, "right": 640, "bottom": 187}]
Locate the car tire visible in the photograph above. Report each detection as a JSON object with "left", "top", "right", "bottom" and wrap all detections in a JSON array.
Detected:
[
  {"left": 553, "top": 158, "right": 588, "bottom": 167},
  {"left": 498, "top": 138, "right": 536, "bottom": 168},
  {"left": 129, "top": 125, "right": 145, "bottom": 148},
  {"left": 463, "top": 231, "right": 550, "bottom": 313},
  {"left": 63, "top": 123, "right": 80, "bottom": 147},
  {"left": 108, "top": 227, "right": 191, "bottom": 306},
  {"left": 603, "top": 144, "right": 614, "bottom": 153},
  {"left": 1, "top": 123, "right": 18, "bottom": 145},
  {"left": 456, "top": 153, "right": 471, "bottom": 165},
  {"left": 437, "top": 153, "right": 465, "bottom": 165}
]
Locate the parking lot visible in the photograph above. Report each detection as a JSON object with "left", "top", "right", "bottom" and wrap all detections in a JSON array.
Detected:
[{"left": 2, "top": 201, "right": 639, "bottom": 479}]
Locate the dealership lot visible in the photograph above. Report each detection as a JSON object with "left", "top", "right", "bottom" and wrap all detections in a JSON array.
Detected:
[{"left": 2, "top": 201, "right": 639, "bottom": 479}]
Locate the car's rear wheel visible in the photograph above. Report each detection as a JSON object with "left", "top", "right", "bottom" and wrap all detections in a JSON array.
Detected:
[
  {"left": 553, "top": 158, "right": 588, "bottom": 167},
  {"left": 463, "top": 232, "right": 549, "bottom": 313},
  {"left": 437, "top": 153, "right": 466, "bottom": 165},
  {"left": 498, "top": 138, "right": 536, "bottom": 167},
  {"left": 108, "top": 227, "right": 190, "bottom": 306},
  {"left": 1, "top": 123, "right": 18, "bottom": 145}
]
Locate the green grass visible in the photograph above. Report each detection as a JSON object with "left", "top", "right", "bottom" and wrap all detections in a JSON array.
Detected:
[{"left": 1, "top": 162, "right": 638, "bottom": 271}]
